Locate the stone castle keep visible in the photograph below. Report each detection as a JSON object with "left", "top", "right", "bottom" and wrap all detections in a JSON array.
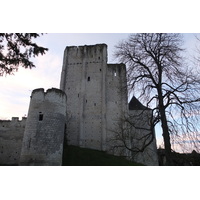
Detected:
[{"left": 0, "top": 44, "right": 158, "bottom": 165}]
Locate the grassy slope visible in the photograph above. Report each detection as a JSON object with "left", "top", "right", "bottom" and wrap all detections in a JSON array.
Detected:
[{"left": 62, "top": 145, "right": 143, "bottom": 166}]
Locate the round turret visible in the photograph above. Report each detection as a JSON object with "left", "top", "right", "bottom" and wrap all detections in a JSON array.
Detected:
[{"left": 19, "top": 88, "right": 66, "bottom": 166}]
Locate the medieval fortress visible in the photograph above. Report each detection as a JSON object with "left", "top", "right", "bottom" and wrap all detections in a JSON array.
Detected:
[{"left": 0, "top": 44, "right": 158, "bottom": 165}]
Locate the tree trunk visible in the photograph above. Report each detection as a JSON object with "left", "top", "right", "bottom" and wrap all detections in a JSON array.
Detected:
[
  {"left": 158, "top": 90, "right": 173, "bottom": 165},
  {"left": 160, "top": 108, "right": 173, "bottom": 165}
]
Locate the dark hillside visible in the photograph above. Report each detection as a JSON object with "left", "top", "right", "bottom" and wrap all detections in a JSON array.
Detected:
[{"left": 62, "top": 145, "right": 143, "bottom": 166}]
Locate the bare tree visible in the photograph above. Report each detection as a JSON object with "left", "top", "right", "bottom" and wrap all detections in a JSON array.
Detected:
[{"left": 114, "top": 33, "right": 200, "bottom": 165}]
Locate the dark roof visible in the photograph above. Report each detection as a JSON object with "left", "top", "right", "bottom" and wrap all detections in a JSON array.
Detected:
[{"left": 129, "top": 96, "right": 150, "bottom": 110}]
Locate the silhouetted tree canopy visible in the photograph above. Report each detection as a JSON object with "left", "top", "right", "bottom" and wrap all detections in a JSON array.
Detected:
[{"left": 0, "top": 33, "right": 48, "bottom": 76}]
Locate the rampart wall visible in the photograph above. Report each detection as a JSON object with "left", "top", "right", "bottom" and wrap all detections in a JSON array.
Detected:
[{"left": 0, "top": 117, "right": 26, "bottom": 165}]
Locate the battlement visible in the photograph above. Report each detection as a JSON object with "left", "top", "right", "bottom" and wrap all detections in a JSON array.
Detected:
[
  {"left": 65, "top": 44, "right": 107, "bottom": 53},
  {"left": 0, "top": 117, "right": 26, "bottom": 123},
  {"left": 64, "top": 44, "right": 107, "bottom": 61},
  {"left": 31, "top": 88, "right": 66, "bottom": 99}
]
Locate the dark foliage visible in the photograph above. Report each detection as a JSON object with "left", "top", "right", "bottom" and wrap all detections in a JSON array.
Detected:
[{"left": 0, "top": 33, "right": 48, "bottom": 76}]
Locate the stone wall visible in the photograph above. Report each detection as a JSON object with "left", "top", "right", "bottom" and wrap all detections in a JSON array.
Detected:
[
  {"left": 60, "top": 44, "right": 108, "bottom": 150},
  {"left": 19, "top": 88, "right": 66, "bottom": 166},
  {"left": 0, "top": 117, "right": 26, "bottom": 165},
  {"left": 128, "top": 109, "right": 158, "bottom": 166},
  {"left": 60, "top": 44, "right": 129, "bottom": 153},
  {"left": 106, "top": 64, "right": 128, "bottom": 155}
]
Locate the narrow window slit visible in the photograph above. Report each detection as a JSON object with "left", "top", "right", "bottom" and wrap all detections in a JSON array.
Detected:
[
  {"left": 28, "top": 138, "right": 31, "bottom": 148},
  {"left": 39, "top": 112, "right": 43, "bottom": 121}
]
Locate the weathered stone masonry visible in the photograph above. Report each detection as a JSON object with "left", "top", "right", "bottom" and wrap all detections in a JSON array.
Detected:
[
  {"left": 60, "top": 44, "right": 128, "bottom": 152},
  {"left": 0, "top": 117, "right": 26, "bottom": 165},
  {"left": 19, "top": 88, "right": 66, "bottom": 166}
]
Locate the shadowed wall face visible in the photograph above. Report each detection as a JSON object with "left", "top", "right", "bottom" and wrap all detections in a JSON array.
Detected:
[{"left": 129, "top": 109, "right": 158, "bottom": 166}]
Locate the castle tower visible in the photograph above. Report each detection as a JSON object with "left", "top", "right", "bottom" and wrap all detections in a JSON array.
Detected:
[
  {"left": 60, "top": 44, "right": 128, "bottom": 151},
  {"left": 19, "top": 88, "right": 66, "bottom": 166}
]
